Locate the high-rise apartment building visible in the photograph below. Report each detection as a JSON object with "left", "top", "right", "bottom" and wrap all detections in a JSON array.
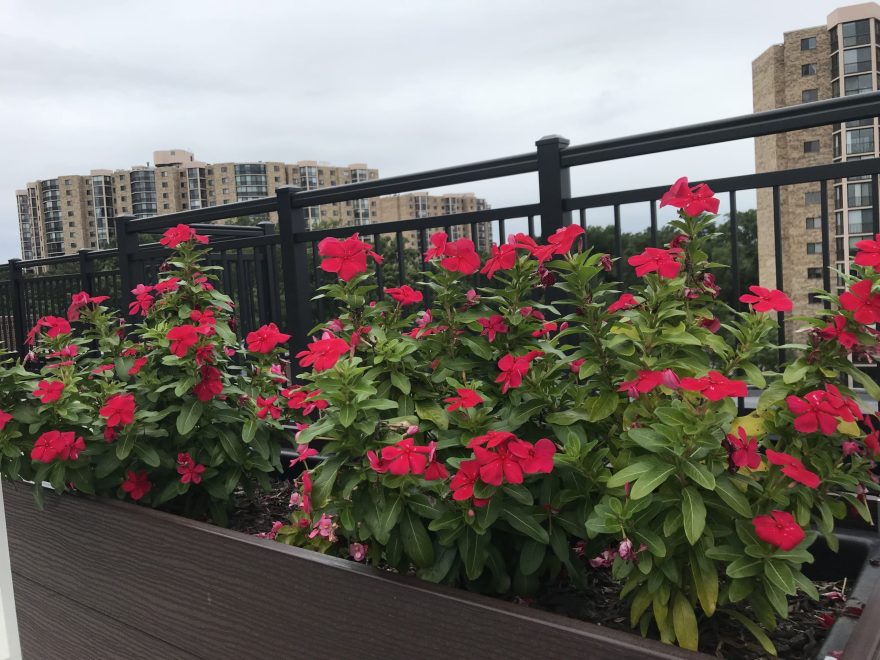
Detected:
[
  {"left": 753, "top": 3, "right": 880, "bottom": 322},
  {"left": 15, "top": 150, "right": 491, "bottom": 260}
]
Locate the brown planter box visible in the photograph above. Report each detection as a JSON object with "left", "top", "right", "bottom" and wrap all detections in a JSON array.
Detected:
[{"left": 3, "top": 481, "right": 880, "bottom": 660}]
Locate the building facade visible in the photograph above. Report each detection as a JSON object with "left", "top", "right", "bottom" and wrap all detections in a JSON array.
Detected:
[
  {"left": 15, "top": 151, "right": 491, "bottom": 260},
  {"left": 753, "top": 3, "right": 880, "bottom": 323}
]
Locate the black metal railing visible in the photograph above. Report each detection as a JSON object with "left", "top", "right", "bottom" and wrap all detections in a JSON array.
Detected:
[{"left": 3, "top": 93, "right": 880, "bottom": 371}]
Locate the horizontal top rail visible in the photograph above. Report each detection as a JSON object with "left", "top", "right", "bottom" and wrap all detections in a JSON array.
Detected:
[
  {"left": 294, "top": 203, "right": 541, "bottom": 243},
  {"left": 127, "top": 198, "right": 279, "bottom": 233},
  {"left": 565, "top": 156, "right": 880, "bottom": 210},
  {"left": 561, "top": 92, "right": 880, "bottom": 167}
]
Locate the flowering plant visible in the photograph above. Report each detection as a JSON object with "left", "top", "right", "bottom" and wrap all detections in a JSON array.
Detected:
[
  {"left": 0, "top": 225, "right": 289, "bottom": 524},
  {"left": 273, "top": 177, "right": 879, "bottom": 653}
]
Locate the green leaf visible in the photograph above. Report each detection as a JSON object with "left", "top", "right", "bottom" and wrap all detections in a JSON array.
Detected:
[
  {"left": 339, "top": 403, "right": 357, "bottom": 428},
  {"left": 406, "top": 493, "right": 445, "bottom": 520},
  {"left": 721, "top": 610, "right": 777, "bottom": 657},
  {"left": 681, "top": 487, "right": 706, "bottom": 546},
  {"left": 115, "top": 431, "right": 136, "bottom": 460},
  {"left": 844, "top": 364, "right": 880, "bottom": 400},
  {"left": 782, "top": 361, "right": 809, "bottom": 385},
  {"left": 726, "top": 557, "right": 763, "bottom": 579},
  {"left": 176, "top": 400, "right": 203, "bottom": 436},
  {"left": 793, "top": 571, "right": 820, "bottom": 600},
  {"left": 715, "top": 475, "right": 752, "bottom": 518},
  {"left": 458, "top": 527, "right": 488, "bottom": 580},
  {"left": 682, "top": 460, "right": 716, "bottom": 491},
  {"left": 545, "top": 410, "right": 591, "bottom": 426},
  {"left": 672, "top": 591, "right": 699, "bottom": 651},
  {"left": 627, "top": 427, "right": 669, "bottom": 452},
  {"left": 134, "top": 444, "right": 161, "bottom": 468},
  {"left": 310, "top": 455, "right": 346, "bottom": 507},
  {"left": 740, "top": 362, "right": 766, "bottom": 389},
  {"left": 417, "top": 546, "right": 457, "bottom": 583},
  {"left": 629, "top": 464, "right": 676, "bottom": 500},
  {"left": 519, "top": 539, "right": 546, "bottom": 575},
  {"left": 606, "top": 460, "right": 655, "bottom": 488},
  {"left": 632, "top": 529, "right": 666, "bottom": 558},
  {"left": 242, "top": 417, "right": 258, "bottom": 443},
  {"left": 728, "top": 577, "right": 754, "bottom": 603},
  {"left": 474, "top": 496, "right": 502, "bottom": 531},
  {"left": 400, "top": 508, "right": 434, "bottom": 568},
  {"left": 764, "top": 559, "right": 796, "bottom": 596},
  {"left": 690, "top": 554, "right": 718, "bottom": 616},
  {"left": 585, "top": 391, "right": 618, "bottom": 422},
  {"left": 502, "top": 484, "right": 533, "bottom": 506},
  {"left": 705, "top": 545, "right": 742, "bottom": 562},
  {"left": 217, "top": 427, "right": 245, "bottom": 463},
  {"left": 501, "top": 505, "right": 549, "bottom": 543},
  {"left": 415, "top": 401, "right": 449, "bottom": 430},
  {"left": 390, "top": 370, "right": 411, "bottom": 395}
]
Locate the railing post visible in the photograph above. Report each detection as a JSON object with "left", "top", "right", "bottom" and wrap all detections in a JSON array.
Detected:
[
  {"left": 114, "top": 215, "right": 136, "bottom": 319},
  {"left": 8, "top": 259, "right": 27, "bottom": 356},
  {"left": 535, "top": 135, "right": 572, "bottom": 239},
  {"left": 276, "top": 186, "right": 313, "bottom": 361},
  {"left": 78, "top": 249, "right": 93, "bottom": 295},
  {"left": 258, "top": 221, "right": 281, "bottom": 324}
]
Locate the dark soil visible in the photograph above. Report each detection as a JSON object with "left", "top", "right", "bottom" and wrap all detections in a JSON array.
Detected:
[{"left": 227, "top": 481, "right": 858, "bottom": 659}]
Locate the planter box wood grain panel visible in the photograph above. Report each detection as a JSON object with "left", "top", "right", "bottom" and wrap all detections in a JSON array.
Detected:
[{"left": 3, "top": 483, "right": 701, "bottom": 660}]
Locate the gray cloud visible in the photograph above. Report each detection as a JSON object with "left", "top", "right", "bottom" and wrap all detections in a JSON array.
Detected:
[{"left": 0, "top": 0, "right": 835, "bottom": 261}]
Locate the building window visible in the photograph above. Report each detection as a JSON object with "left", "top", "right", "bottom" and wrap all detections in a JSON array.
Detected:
[
  {"left": 807, "top": 267, "right": 823, "bottom": 279},
  {"left": 807, "top": 242, "right": 823, "bottom": 254},
  {"left": 274, "top": 165, "right": 280, "bottom": 172},
  {"left": 831, "top": 26, "right": 839, "bottom": 52},
  {"left": 845, "top": 73, "right": 873, "bottom": 96},
  {"left": 806, "top": 217, "right": 821, "bottom": 229},
  {"left": 844, "top": 46, "right": 872, "bottom": 74},
  {"left": 848, "top": 181, "right": 872, "bottom": 207},
  {"left": 274, "top": 176, "right": 281, "bottom": 182},
  {"left": 842, "top": 19, "right": 870, "bottom": 47},
  {"left": 805, "top": 191, "right": 822, "bottom": 205},
  {"left": 850, "top": 208, "right": 874, "bottom": 233},
  {"left": 846, "top": 127, "right": 874, "bottom": 154},
  {"left": 804, "top": 140, "right": 820, "bottom": 153},
  {"left": 802, "top": 63, "right": 817, "bottom": 76},
  {"left": 802, "top": 88, "right": 819, "bottom": 103},
  {"left": 221, "top": 177, "right": 228, "bottom": 184},
  {"left": 807, "top": 293, "right": 824, "bottom": 304},
  {"left": 221, "top": 166, "right": 227, "bottom": 172},
  {"left": 801, "top": 36, "right": 817, "bottom": 50},
  {"left": 163, "top": 203, "right": 170, "bottom": 209}
]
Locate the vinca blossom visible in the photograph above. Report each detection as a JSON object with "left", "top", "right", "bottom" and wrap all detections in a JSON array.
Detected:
[
  {"left": 659, "top": 177, "right": 720, "bottom": 216},
  {"left": 724, "top": 427, "right": 761, "bottom": 470},
  {"left": 295, "top": 333, "right": 349, "bottom": 371},
  {"left": 99, "top": 393, "right": 136, "bottom": 429},
  {"left": 318, "top": 233, "right": 383, "bottom": 281},
  {"left": 608, "top": 293, "right": 638, "bottom": 313},
  {"left": 839, "top": 279, "right": 880, "bottom": 325},
  {"left": 477, "top": 315, "right": 509, "bottom": 343},
  {"left": 246, "top": 323, "right": 291, "bottom": 354},
  {"left": 495, "top": 351, "right": 543, "bottom": 393},
  {"left": 854, "top": 233, "right": 880, "bottom": 269},
  {"left": 385, "top": 285, "right": 423, "bottom": 305},
  {"left": 444, "top": 388, "right": 484, "bottom": 412},
  {"left": 752, "top": 510, "right": 805, "bottom": 551},
  {"left": 627, "top": 247, "right": 683, "bottom": 279},
  {"left": 160, "top": 224, "right": 209, "bottom": 248},
  {"left": 679, "top": 371, "right": 747, "bottom": 401},
  {"left": 0, "top": 410, "right": 11, "bottom": 431},
  {"left": 766, "top": 450, "right": 821, "bottom": 489},
  {"left": 820, "top": 315, "right": 859, "bottom": 350},
  {"left": 480, "top": 243, "right": 517, "bottom": 279},
  {"left": 33, "top": 379, "right": 64, "bottom": 404},
  {"left": 30, "top": 430, "right": 85, "bottom": 463},
  {"left": 66, "top": 291, "right": 109, "bottom": 322},
  {"left": 618, "top": 369, "right": 679, "bottom": 398},
  {"left": 121, "top": 470, "right": 152, "bottom": 501},
  {"left": 739, "top": 285, "right": 793, "bottom": 313}
]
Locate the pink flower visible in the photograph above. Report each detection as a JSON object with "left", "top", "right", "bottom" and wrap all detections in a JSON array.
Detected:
[
  {"left": 99, "top": 393, "right": 136, "bottom": 428},
  {"left": 725, "top": 427, "right": 761, "bottom": 470},
  {"left": 608, "top": 293, "right": 638, "bottom": 313},
  {"left": 477, "top": 315, "right": 509, "bottom": 343},
  {"left": 246, "top": 323, "right": 291, "bottom": 354},
  {"left": 495, "top": 351, "right": 543, "bottom": 394},
  {"left": 296, "top": 334, "right": 349, "bottom": 371},
  {"left": 739, "top": 286, "right": 793, "bottom": 313},
  {"left": 318, "top": 233, "right": 383, "bottom": 281},
  {"left": 257, "top": 521, "right": 284, "bottom": 540},
  {"left": 121, "top": 470, "right": 152, "bottom": 501},
  {"left": 289, "top": 443, "right": 319, "bottom": 467},
  {"left": 618, "top": 370, "right": 678, "bottom": 398},
  {"left": 444, "top": 388, "right": 484, "bottom": 412},
  {"left": 160, "top": 224, "right": 209, "bottom": 248},
  {"left": 308, "top": 514, "right": 337, "bottom": 542},
  {"left": 380, "top": 438, "right": 431, "bottom": 475},
  {"left": 699, "top": 316, "right": 721, "bottom": 333},
  {"left": 167, "top": 325, "right": 200, "bottom": 357},
  {"left": 176, "top": 453, "right": 206, "bottom": 484},
  {"left": 589, "top": 549, "right": 616, "bottom": 568},
  {"left": 659, "top": 177, "right": 720, "bottom": 216},
  {"left": 66, "top": 291, "right": 109, "bottom": 321},
  {"left": 0, "top": 410, "right": 11, "bottom": 431},
  {"left": 349, "top": 542, "right": 368, "bottom": 562},
  {"left": 385, "top": 285, "right": 423, "bottom": 305},
  {"left": 480, "top": 243, "right": 517, "bottom": 279},
  {"left": 570, "top": 358, "right": 586, "bottom": 374},
  {"left": 256, "top": 396, "right": 282, "bottom": 420},
  {"left": 679, "top": 371, "right": 747, "bottom": 401},
  {"left": 627, "top": 247, "right": 683, "bottom": 278}
]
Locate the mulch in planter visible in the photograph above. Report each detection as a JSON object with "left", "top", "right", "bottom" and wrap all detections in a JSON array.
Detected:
[{"left": 225, "top": 480, "right": 859, "bottom": 660}]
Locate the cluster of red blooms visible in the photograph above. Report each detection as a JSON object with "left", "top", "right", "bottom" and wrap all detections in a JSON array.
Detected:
[
  {"left": 33, "top": 379, "right": 65, "bottom": 404},
  {"left": 159, "top": 224, "right": 210, "bottom": 249},
  {"left": 99, "top": 392, "right": 136, "bottom": 442},
  {"left": 785, "top": 383, "right": 861, "bottom": 435},
  {"left": 317, "top": 233, "right": 383, "bottom": 281},
  {"left": 30, "top": 430, "right": 85, "bottom": 463},
  {"left": 176, "top": 452, "right": 206, "bottom": 485},
  {"left": 66, "top": 291, "right": 109, "bottom": 321},
  {"left": 25, "top": 316, "right": 71, "bottom": 345},
  {"left": 367, "top": 437, "right": 448, "bottom": 481},
  {"left": 617, "top": 368, "right": 746, "bottom": 402},
  {"left": 282, "top": 387, "right": 328, "bottom": 415}
]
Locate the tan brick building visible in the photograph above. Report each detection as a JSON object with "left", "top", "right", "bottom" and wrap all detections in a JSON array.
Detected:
[
  {"left": 16, "top": 151, "right": 490, "bottom": 259},
  {"left": 377, "top": 192, "right": 492, "bottom": 252},
  {"left": 753, "top": 3, "right": 880, "bottom": 323}
]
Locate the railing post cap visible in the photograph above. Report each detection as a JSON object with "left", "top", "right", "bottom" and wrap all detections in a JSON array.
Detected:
[{"left": 536, "top": 135, "right": 570, "bottom": 148}]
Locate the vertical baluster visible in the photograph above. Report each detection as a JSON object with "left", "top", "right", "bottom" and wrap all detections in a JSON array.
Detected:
[
  {"left": 396, "top": 232, "right": 405, "bottom": 285},
  {"left": 772, "top": 186, "right": 786, "bottom": 366},
  {"left": 613, "top": 204, "right": 623, "bottom": 280}
]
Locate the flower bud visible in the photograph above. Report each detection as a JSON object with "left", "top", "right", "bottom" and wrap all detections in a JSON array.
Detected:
[{"left": 600, "top": 254, "right": 613, "bottom": 272}]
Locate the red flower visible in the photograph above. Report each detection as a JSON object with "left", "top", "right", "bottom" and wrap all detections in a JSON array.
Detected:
[
  {"left": 318, "top": 233, "right": 383, "bottom": 281},
  {"left": 725, "top": 427, "right": 761, "bottom": 470},
  {"left": 570, "top": 358, "right": 586, "bottom": 374},
  {"left": 627, "top": 247, "right": 683, "bottom": 278},
  {"left": 520, "top": 438, "right": 556, "bottom": 474},
  {"left": 480, "top": 243, "right": 517, "bottom": 279},
  {"left": 30, "top": 430, "right": 85, "bottom": 463},
  {"left": 840, "top": 279, "right": 880, "bottom": 325},
  {"left": 195, "top": 344, "right": 215, "bottom": 366},
  {"left": 283, "top": 388, "right": 328, "bottom": 415},
  {"left": 256, "top": 396, "right": 282, "bottom": 420},
  {"left": 699, "top": 316, "right": 721, "bottom": 333},
  {"left": 423, "top": 232, "right": 449, "bottom": 261},
  {"left": 128, "top": 357, "right": 148, "bottom": 375},
  {"left": 820, "top": 315, "right": 859, "bottom": 350},
  {"left": 608, "top": 293, "right": 639, "bottom": 313},
  {"left": 296, "top": 334, "right": 349, "bottom": 372},
  {"left": 91, "top": 364, "right": 114, "bottom": 374},
  {"left": 160, "top": 224, "right": 209, "bottom": 248},
  {"left": 167, "top": 325, "right": 200, "bottom": 357},
  {"left": 43, "top": 316, "right": 71, "bottom": 339},
  {"left": 176, "top": 453, "right": 206, "bottom": 485},
  {"left": 385, "top": 285, "right": 423, "bottom": 305},
  {"left": 854, "top": 234, "right": 880, "bottom": 269},
  {"left": 785, "top": 385, "right": 859, "bottom": 434},
  {"left": 752, "top": 510, "right": 805, "bottom": 551},
  {"left": 532, "top": 322, "right": 559, "bottom": 338},
  {"left": 193, "top": 365, "right": 223, "bottom": 402},
  {"left": 66, "top": 291, "right": 109, "bottom": 321},
  {"left": 289, "top": 443, "right": 319, "bottom": 467},
  {"left": 440, "top": 238, "right": 481, "bottom": 275},
  {"left": 33, "top": 379, "right": 64, "bottom": 403},
  {"left": 424, "top": 458, "right": 449, "bottom": 481},
  {"left": 739, "top": 285, "right": 793, "bottom": 313},
  {"left": 121, "top": 470, "right": 152, "bottom": 501},
  {"left": 380, "top": 437, "right": 431, "bottom": 475},
  {"left": 822, "top": 384, "right": 862, "bottom": 422},
  {"left": 495, "top": 351, "right": 543, "bottom": 394},
  {"left": 129, "top": 292, "right": 154, "bottom": 316},
  {"left": 0, "top": 410, "right": 11, "bottom": 431},
  {"left": 444, "top": 388, "right": 484, "bottom": 412},
  {"left": 100, "top": 393, "right": 136, "bottom": 428},
  {"left": 680, "top": 371, "right": 747, "bottom": 401},
  {"left": 546, "top": 224, "right": 585, "bottom": 255},
  {"left": 367, "top": 449, "right": 389, "bottom": 473},
  {"left": 474, "top": 437, "right": 536, "bottom": 486},
  {"left": 246, "top": 323, "right": 291, "bottom": 354},
  {"left": 659, "top": 177, "right": 720, "bottom": 216},
  {"left": 450, "top": 459, "right": 481, "bottom": 501},
  {"left": 766, "top": 450, "right": 821, "bottom": 489},
  {"left": 477, "top": 315, "right": 509, "bottom": 343},
  {"left": 154, "top": 277, "right": 181, "bottom": 295},
  {"left": 618, "top": 369, "right": 679, "bottom": 398}
]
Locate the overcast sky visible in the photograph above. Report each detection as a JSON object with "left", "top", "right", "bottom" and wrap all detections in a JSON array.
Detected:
[{"left": 0, "top": 0, "right": 844, "bottom": 261}]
